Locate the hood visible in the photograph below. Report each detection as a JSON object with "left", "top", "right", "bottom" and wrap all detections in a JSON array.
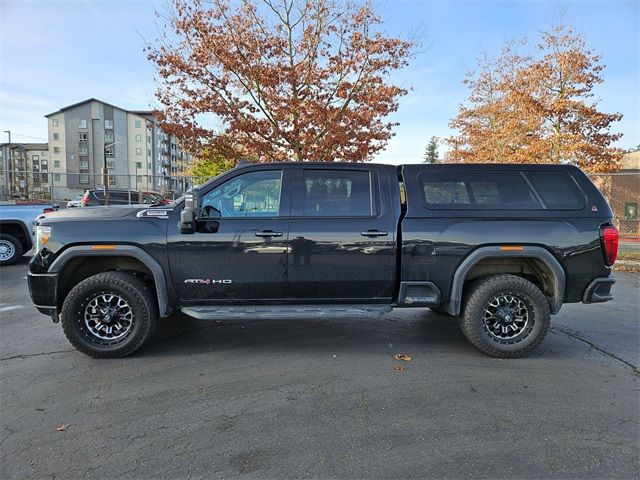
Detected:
[{"left": 42, "top": 204, "right": 156, "bottom": 221}]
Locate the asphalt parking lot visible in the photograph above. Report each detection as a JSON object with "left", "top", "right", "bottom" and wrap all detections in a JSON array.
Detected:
[{"left": 1, "top": 256, "right": 638, "bottom": 480}]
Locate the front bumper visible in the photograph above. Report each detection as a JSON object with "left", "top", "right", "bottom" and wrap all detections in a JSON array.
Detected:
[
  {"left": 27, "top": 272, "right": 59, "bottom": 318},
  {"left": 582, "top": 276, "right": 615, "bottom": 304}
]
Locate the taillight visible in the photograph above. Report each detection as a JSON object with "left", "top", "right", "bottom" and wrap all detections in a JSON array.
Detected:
[
  {"left": 82, "top": 197, "right": 89, "bottom": 205},
  {"left": 600, "top": 225, "right": 619, "bottom": 267}
]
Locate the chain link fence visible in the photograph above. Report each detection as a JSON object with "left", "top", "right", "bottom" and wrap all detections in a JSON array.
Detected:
[
  {"left": 1, "top": 169, "right": 638, "bottom": 266},
  {"left": 589, "top": 172, "right": 640, "bottom": 270},
  {"left": 0, "top": 171, "right": 214, "bottom": 205}
]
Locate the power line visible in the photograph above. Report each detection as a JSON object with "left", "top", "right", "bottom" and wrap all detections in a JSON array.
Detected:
[{"left": 4, "top": 132, "right": 48, "bottom": 141}]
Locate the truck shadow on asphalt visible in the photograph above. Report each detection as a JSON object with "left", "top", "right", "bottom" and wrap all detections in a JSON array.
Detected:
[{"left": 140, "top": 311, "right": 478, "bottom": 358}]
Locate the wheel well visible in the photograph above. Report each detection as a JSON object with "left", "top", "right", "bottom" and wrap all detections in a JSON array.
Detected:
[
  {"left": 463, "top": 257, "right": 557, "bottom": 304},
  {"left": 57, "top": 256, "right": 155, "bottom": 310},
  {"left": 0, "top": 221, "right": 31, "bottom": 251}
]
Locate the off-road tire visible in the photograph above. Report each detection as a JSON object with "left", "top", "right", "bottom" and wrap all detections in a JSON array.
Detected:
[
  {"left": 0, "top": 234, "right": 24, "bottom": 266},
  {"left": 459, "top": 274, "right": 550, "bottom": 358},
  {"left": 60, "top": 272, "right": 157, "bottom": 358}
]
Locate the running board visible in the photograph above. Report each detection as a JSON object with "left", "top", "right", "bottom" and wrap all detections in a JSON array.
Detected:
[{"left": 181, "top": 304, "right": 392, "bottom": 320}]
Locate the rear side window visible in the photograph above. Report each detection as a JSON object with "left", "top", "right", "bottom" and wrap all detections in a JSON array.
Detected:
[
  {"left": 525, "top": 171, "right": 585, "bottom": 210},
  {"left": 419, "top": 171, "right": 541, "bottom": 209},
  {"left": 303, "top": 169, "right": 374, "bottom": 217}
]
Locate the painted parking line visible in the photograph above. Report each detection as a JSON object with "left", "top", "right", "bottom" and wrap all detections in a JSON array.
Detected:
[{"left": 0, "top": 305, "right": 24, "bottom": 313}]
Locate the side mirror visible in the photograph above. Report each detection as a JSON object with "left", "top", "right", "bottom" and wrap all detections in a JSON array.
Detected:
[{"left": 178, "top": 188, "right": 200, "bottom": 234}]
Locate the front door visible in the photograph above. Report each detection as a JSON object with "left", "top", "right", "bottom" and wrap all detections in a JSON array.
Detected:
[{"left": 167, "top": 168, "right": 291, "bottom": 304}]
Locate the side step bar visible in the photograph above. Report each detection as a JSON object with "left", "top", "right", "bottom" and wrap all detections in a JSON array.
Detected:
[{"left": 181, "top": 305, "right": 393, "bottom": 320}]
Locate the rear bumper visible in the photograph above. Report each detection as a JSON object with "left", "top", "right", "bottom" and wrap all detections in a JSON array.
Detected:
[
  {"left": 582, "top": 276, "right": 615, "bottom": 304},
  {"left": 27, "top": 272, "right": 58, "bottom": 318}
]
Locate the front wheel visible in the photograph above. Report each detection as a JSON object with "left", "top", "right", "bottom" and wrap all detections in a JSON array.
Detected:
[
  {"left": 459, "top": 274, "right": 550, "bottom": 358},
  {"left": 60, "top": 272, "right": 157, "bottom": 358}
]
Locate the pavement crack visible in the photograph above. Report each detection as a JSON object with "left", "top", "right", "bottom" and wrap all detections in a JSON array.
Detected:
[
  {"left": 551, "top": 325, "right": 639, "bottom": 374},
  {"left": 0, "top": 348, "right": 75, "bottom": 362}
]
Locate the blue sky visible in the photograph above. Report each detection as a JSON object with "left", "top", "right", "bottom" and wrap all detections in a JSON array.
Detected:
[{"left": 0, "top": 0, "right": 638, "bottom": 165}]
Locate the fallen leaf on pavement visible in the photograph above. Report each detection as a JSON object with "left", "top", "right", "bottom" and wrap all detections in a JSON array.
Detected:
[
  {"left": 393, "top": 354, "right": 412, "bottom": 362},
  {"left": 56, "top": 423, "right": 70, "bottom": 432},
  {"left": 393, "top": 365, "right": 406, "bottom": 372}
]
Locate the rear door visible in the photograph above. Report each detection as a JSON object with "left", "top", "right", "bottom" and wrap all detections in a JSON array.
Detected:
[{"left": 287, "top": 165, "right": 398, "bottom": 302}]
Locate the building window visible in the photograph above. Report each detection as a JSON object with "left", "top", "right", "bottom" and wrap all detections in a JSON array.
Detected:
[
  {"left": 105, "top": 146, "right": 115, "bottom": 157},
  {"left": 79, "top": 119, "right": 88, "bottom": 129},
  {"left": 54, "top": 160, "right": 60, "bottom": 168},
  {"left": 147, "top": 150, "right": 151, "bottom": 156},
  {"left": 147, "top": 162, "right": 152, "bottom": 170},
  {"left": 105, "top": 120, "right": 113, "bottom": 129},
  {"left": 136, "top": 148, "right": 142, "bottom": 155},
  {"left": 107, "top": 160, "right": 116, "bottom": 169},
  {"left": 625, "top": 203, "right": 639, "bottom": 221},
  {"left": 79, "top": 174, "right": 90, "bottom": 184},
  {"left": 54, "top": 174, "right": 61, "bottom": 181},
  {"left": 79, "top": 133, "right": 88, "bottom": 142},
  {"left": 53, "top": 147, "right": 60, "bottom": 154},
  {"left": 147, "top": 136, "right": 151, "bottom": 143},
  {"left": 79, "top": 146, "right": 88, "bottom": 156},
  {"left": 32, "top": 155, "right": 39, "bottom": 161},
  {"left": 136, "top": 176, "right": 142, "bottom": 183},
  {"left": 104, "top": 132, "right": 114, "bottom": 142},
  {"left": 79, "top": 160, "right": 89, "bottom": 170},
  {"left": 52, "top": 119, "right": 59, "bottom": 127},
  {"left": 42, "top": 151, "right": 47, "bottom": 156},
  {"left": 135, "top": 120, "right": 142, "bottom": 128},
  {"left": 108, "top": 175, "right": 116, "bottom": 184},
  {"left": 53, "top": 133, "right": 59, "bottom": 140},
  {"left": 135, "top": 134, "right": 142, "bottom": 142},
  {"left": 135, "top": 161, "right": 142, "bottom": 168}
]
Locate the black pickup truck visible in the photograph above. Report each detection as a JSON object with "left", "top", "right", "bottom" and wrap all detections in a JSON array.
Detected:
[{"left": 28, "top": 162, "right": 618, "bottom": 358}]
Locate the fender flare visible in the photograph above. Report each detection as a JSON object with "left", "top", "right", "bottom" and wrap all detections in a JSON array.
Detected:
[
  {"left": 444, "top": 246, "right": 565, "bottom": 316},
  {"left": 49, "top": 245, "right": 172, "bottom": 317},
  {"left": 0, "top": 220, "right": 33, "bottom": 250}
]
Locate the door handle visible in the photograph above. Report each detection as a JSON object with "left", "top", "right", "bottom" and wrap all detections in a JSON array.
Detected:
[
  {"left": 255, "top": 230, "right": 284, "bottom": 237},
  {"left": 361, "top": 230, "right": 388, "bottom": 237}
]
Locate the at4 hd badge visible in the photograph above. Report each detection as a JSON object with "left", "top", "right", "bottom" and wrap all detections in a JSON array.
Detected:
[{"left": 184, "top": 278, "right": 232, "bottom": 284}]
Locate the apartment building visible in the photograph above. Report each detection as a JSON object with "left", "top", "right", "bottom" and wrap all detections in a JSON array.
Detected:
[
  {"left": 0, "top": 142, "right": 50, "bottom": 200},
  {"left": 45, "top": 99, "right": 193, "bottom": 196}
]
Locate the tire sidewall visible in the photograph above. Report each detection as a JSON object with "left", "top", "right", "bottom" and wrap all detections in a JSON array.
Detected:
[{"left": 62, "top": 278, "right": 151, "bottom": 356}]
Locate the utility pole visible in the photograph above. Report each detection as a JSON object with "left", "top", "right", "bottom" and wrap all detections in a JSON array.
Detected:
[
  {"left": 102, "top": 141, "right": 118, "bottom": 206},
  {"left": 3, "top": 130, "right": 10, "bottom": 200}
]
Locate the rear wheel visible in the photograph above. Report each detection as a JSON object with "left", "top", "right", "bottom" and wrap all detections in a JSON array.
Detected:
[
  {"left": 459, "top": 274, "right": 550, "bottom": 358},
  {"left": 0, "top": 234, "right": 24, "bottom": 266},
  {"left": 60, "top": 272, "right": 157, "bottom": 358}
]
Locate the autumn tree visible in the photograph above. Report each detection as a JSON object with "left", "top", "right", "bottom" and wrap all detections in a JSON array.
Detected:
[
  {"left": 188, "top": 134, "right": 258, "bottom": 184},
  {"left": 148, "top": 0, "right": 415, "bottom": 162},
  {"left": 423, "top": 136, "right": 439, "bottom": 163},
  {"left": 446, "top": 25, "right": 623, "bottom": 173}
]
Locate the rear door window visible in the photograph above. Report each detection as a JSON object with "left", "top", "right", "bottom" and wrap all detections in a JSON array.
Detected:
[
  {"left": 419, "top": 171, "right": 541, "bottom": 209},
  {"left": 302, "top": 169, "right": 375, "bottom": 217},
  {"left": 525, "top": 171, "right": 586, "bottom": 210}
]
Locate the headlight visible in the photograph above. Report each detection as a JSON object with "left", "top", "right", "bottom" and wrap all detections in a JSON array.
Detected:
[{"left": 35, "top": 225, "right": 51, "bottom": 253}]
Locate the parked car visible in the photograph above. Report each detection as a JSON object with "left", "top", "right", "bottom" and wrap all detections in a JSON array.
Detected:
[
  {"left": 28, "top": 162, "right": 617, "bottom": 359},
  {"left": 0, "top": 202, "right": 58, "bottom": 265},
  {"left": 67, "top": 194, "right": 84, "bottom": 208},
  {"left": 81, "top": 189, "right": 166, "bottom": 207}
]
